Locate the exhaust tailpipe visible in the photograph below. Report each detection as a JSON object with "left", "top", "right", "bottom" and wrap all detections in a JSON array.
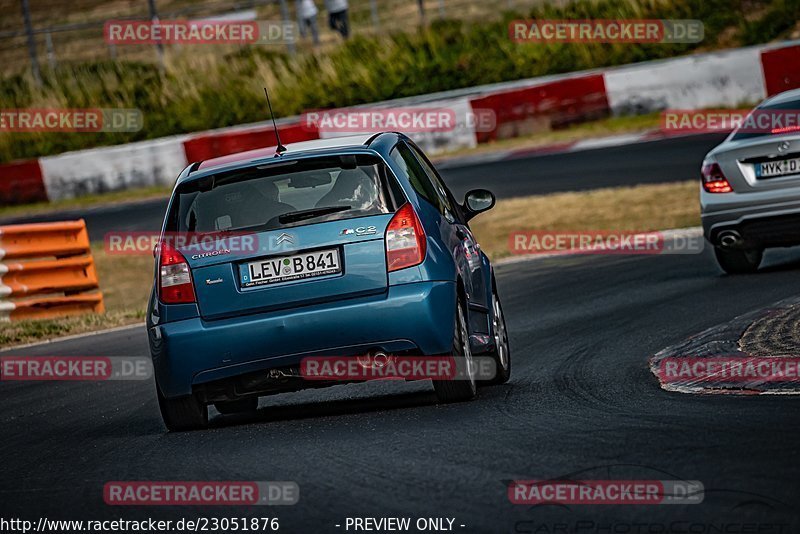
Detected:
[
  {"left": 372, "top": 352, "right": 389, "bottom": 368},
  {"left": 268, "top": 368, "right": 295, "bottom": 379},
  {"left": 718, "top": 230, "right": 743, "bottom": 248},
  {"left": 357, "top": 351, "right": 394, "bottom": 369}
]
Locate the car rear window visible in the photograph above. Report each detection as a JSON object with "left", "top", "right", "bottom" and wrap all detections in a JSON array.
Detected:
[
  {"left": 166, "top": 154, "right": 405, "bottom": 233},
  {"left": 731, "top": 99, "right": 800, "bottom": 141}
]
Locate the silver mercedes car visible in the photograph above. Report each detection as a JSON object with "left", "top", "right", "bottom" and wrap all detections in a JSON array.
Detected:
[{"left": 701, "top": 88, "right": 800, "bottom": 274}]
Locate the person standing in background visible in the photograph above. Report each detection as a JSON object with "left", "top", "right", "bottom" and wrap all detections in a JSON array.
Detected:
[
  {"left": 325, "top": 0, "right": 350, "bottom": 39},
  {"left": 297, "top": 0, "right": 320, "bottom": 46}
]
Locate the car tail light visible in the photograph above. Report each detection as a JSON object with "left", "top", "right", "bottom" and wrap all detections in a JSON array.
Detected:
[
  {"left": 386, "top": 203, "right": 427, "bottom": 272},
  {"left": 158, "top": 242, "right": 196, "bottom": 304},
  {"left": 772, "top": 125, "right": 800, "bottom": 135},
  {"left": 701, "top": 162, "right": 732, "bottom": 193}
]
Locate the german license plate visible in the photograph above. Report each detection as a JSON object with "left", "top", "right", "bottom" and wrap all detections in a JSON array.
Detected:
[
  {"left": 756, "top": 157, "right": 800, "bottom": 179},
  {"left": 240, "top": 248, "right": 341, "bottom": 288}
]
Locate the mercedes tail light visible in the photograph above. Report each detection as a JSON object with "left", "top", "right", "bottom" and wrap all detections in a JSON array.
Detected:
[
  {"left": 158, "top": 242, "right": 196, "bottom": 304},
  {"left": 386, "top": 203, "right": 427, "bottom": 272},
  {"left": 701, "top": 162, "right": 732, "bottom": 193}
]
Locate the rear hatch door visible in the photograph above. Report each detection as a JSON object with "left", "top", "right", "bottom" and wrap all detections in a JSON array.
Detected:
[
  {"left": 187, "top": 216, "right": 391, "bottom": 319},
  {"left": 165, "top": 152, "right": 405, "bottom": 320}
]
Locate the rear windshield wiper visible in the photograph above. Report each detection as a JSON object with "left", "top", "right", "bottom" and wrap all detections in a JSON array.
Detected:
[{"left": 278, "top": 205, "right": 352, "bottom": 224}]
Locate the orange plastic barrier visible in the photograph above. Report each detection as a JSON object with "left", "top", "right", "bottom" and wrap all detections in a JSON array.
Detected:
[
  {"left": 0, "top": 219, "right": 90, "bottom": 259},
  {"left": 0, "top": 219, "right": 104, "bottom": 321}
]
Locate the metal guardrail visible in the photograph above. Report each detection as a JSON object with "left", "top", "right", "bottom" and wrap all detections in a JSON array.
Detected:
[{"left": 0, "top": 219, "right": 104, "bottom": 321}]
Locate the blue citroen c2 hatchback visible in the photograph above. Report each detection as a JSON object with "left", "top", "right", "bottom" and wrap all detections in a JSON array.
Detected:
[{"left": 147, "top": 132, "right": 511, "bottom": 430}]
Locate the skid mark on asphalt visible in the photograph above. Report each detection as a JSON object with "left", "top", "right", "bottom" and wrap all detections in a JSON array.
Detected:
[{"left": 552, "top": 345, "right": 621, "bottom": 415}]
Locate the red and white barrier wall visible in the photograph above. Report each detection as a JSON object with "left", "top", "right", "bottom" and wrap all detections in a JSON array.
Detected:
[
  {"left": 39, "top": 134, "right": 190, "bottom": 202},
  {"left": 469, "top": 73, "right": 610, "bottom": 143},
  {"left": 1, "top": 41, "right": 798, "bottom": 204},
  {"left": 0, "top": 160, "right": 47, "bottom": 204},
  {"left": 605, "top": 46, "right": 766, "bottom": 114}
]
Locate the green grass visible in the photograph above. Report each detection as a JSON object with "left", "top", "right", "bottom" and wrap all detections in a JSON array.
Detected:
[
  {"left": 740, "top": 0, "right": 800, "bottom": 45},
  {"left": 0, "top": 0, "right": 793, "bottom": 165},
  {"left": 0, "top": 312, "right": 144, "bottom": 348},
  {"left": 470, "top": 180, "right": 700, "bottom": 260}
]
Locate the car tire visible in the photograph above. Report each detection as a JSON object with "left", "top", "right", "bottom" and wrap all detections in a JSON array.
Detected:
[
  {"left": 214, "top": 397, "right": 259, "bottom": 415},
  {"left": 433, "top": 297, "right": 477, "bottom": 403},
  {"left": 714, "top": 246, "right": 763, "bottom": 274},
  {"left": 157, "top": 386, "right": 208, "bottom": 432},
  {"left": 483, "top": 286, "right": 511, "bottom": 385}
]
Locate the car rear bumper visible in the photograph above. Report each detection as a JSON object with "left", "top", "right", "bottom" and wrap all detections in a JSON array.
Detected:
[
  {"left": 150, "top": 280, "right": 456, "bottom": 398},
  {"left": 701, "top": 197, "right": 800, "bottom": 248}
]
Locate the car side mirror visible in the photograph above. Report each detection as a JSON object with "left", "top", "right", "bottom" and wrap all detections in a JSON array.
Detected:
[{"left": 463, "top": 189, "right": 495, "bottom": 221}]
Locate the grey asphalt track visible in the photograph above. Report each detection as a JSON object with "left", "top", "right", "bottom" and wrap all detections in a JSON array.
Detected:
[{"left": 3, "top": 246, "right": 800, "bottom": 531}]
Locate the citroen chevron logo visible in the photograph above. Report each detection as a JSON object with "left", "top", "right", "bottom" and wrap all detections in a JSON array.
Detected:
[{"left": 276, "top": 233, "right": 294, "bottom": 245}]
